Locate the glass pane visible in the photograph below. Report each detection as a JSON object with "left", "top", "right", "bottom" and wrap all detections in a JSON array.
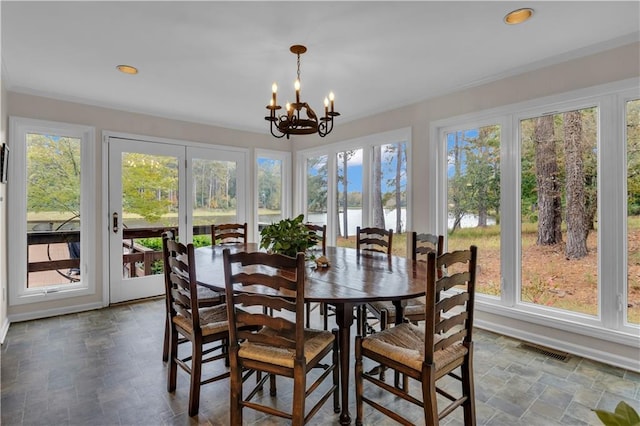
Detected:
[
  {"left": 520, "top": 108, "right": 598, "bottom": 314},
  {"left": 378, "top": 143, "right": 407, "bottom": 256},
  {"left": 336, "top": 148, "right": 363, "bottom": 247},
  {"left": 257, "top": 157, "right": 283, "bottom": 230},
  {"left": 447, "top": 125, "right": 501, "bottom": 296},
  {"left": 26, "top": 133, "right": 81, "bottom": 288},
  {"left": 121, "top": 153, "right": 178, "bottom": 277},
  {"left": 627, "top": 98, "right": 640, "bottom": 325},
  {"left": 192, "top": 158, "right": 238, "bottom": 245},
  {"left": 306, "top": 155, "right": 328, "bottom": 226}
]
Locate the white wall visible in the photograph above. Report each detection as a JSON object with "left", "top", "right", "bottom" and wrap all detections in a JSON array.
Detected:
[{"left": 0, "top": 74, "right": 8, "bottom": 341}]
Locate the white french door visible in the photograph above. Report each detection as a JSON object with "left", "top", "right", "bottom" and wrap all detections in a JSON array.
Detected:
[
  {"left": 107, "top": 135, "right": 248, "bottom": 304},
  {"left": 108, "top": 138, "right": 186, "bottom": 303}
]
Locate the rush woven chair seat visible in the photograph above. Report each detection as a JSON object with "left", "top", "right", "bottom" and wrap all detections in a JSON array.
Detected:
[
  {"left": 363, "top": 234, "right": 442, "bottom": 388},
  {"left": 223, "top": 250, "right": 339, "bottom": 426},
  {"left": 355, "top": 246, "right": 478, "bottom": 426},
  {"left": 163, "top": 235, "right": 234, "bottom": 417}
]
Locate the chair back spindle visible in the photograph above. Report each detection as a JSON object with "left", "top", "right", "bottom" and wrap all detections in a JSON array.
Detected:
[
  {"left": 356, "top": 226, "right": 393, "bottom": 256},
  {"left": 212, "top": 222, "right": 247, "bottom": 246},
  {"left": 424, "top": 246, "right": 477, "bottom": 366}
]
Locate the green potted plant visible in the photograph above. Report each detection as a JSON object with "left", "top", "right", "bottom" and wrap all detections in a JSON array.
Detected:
[
  {"left": 594, "top": 401, "right": 640, "bottom": 426},
  {"left": 259, "top": 214, "right": 319, "bottom": 259}
]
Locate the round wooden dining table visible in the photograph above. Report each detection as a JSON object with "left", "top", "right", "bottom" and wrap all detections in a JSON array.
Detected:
[{"left": 194, "top": 243, "right": 427, "bottom": 425}]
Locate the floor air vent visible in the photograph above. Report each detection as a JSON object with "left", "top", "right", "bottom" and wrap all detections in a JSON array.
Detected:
[{"left": 518, "top": 343, "right": 570, "bottom": 362}]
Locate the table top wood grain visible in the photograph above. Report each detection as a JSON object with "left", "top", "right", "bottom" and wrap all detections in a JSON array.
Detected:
[{"left": 195, "top": 244, "right": 427, "bottom": 304}]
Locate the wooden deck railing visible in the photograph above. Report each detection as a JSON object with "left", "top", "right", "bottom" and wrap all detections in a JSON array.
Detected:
[{"left": 27, "top": 225, "right": 211, "bottom": 278}]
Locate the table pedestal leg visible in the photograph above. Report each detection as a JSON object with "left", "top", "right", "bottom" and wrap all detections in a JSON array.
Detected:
[{"left": 335, "top": 302, "right": 353, "bottom": 425}]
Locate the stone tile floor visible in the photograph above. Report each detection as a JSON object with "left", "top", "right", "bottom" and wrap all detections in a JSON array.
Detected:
[{"left": 1, "top": 298, "right": 638, "bottom": 425}]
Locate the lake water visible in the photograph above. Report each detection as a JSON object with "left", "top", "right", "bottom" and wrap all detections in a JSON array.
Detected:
[
  {"left": 308, "top": 209, "right": 407, "bottom": 235},
  {"left": 262, "top": 209, "right": 495, "bottom": 234},
  {"left": 308, "top": 209, "right": 496, "bottom": 235}
]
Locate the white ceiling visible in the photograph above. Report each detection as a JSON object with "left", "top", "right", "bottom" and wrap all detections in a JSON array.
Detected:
[{"left": 2, "top": 1, "right": 639, "bottom": 135}]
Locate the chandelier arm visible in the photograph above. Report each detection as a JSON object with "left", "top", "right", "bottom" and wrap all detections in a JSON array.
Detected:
[
  {"left": 269, "top": 120, "right": 287, "bottom": 138},
  {"left": 318, "top": 117, "right": 334, "bottom": 137}
]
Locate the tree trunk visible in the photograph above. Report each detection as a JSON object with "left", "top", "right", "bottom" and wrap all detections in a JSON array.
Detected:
[
  {"left": 563, "top": 111, "right": 588, "bottom": 259},
  {"left": 534, "top": 115, "right": 563, "bottom": 245},
  {"left": 395, "top": 143, "right": 403, "bottom": 233},
  {"left": 372, "top": 146, "right": 385, "bottom": 228}
]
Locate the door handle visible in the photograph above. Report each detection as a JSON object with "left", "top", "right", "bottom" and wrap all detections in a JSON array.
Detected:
[{"left": 112, "top": 212, "right": 118, "bottom": 233}]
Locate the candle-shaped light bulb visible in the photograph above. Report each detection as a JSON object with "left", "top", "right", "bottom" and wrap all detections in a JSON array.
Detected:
[
  {"left": 286, "top": 102, "right": 291, "bottom": 112},
  {"left": 271, "top": 82, "right": 277, "bottom": 107},
  {"left": 329, "top": 92, "right": 335, "bottom": 113},
  {"left": 294, "top": 79, "right": 300, "bottom": 104},
  {"left": 324, "top": 97, "right": 329, "bottom": 118}
]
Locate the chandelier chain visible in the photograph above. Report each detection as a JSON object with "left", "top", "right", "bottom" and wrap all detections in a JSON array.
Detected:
[{"left": 297, "top": 53, "right": 301, "bottom": 82}]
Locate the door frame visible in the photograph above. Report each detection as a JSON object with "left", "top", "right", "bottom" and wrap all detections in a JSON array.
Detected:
[
  {"left": 101, "top": 131, "right": 250, "bottom": 306},
  {"left": 107, "top": 137, "right": 186, "bottom": 304}
]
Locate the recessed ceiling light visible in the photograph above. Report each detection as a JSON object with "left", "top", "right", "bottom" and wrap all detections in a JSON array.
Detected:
[
  {"left": 116, "top": 64, "right": 138, "bottom": 75},
  {"left": 504, "top": 8, "right": 534, "bottom": 25}
]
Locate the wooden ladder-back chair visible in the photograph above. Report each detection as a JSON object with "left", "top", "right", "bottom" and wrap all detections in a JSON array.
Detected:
[
  {"left": 163, "top": 235, "right": 233, "bottom": 416},
  {"left": 362, "top": 232, "right": 444, "bottom": 384},
  {"left": 356, "top": 226, "right": 393, "bottom": 256},
  {"left": 364, "top": 232, "right": 444, "bottom": 333},
  {"left": 305, "top": 223, "right": 327, "bottom": 255},
  {"left": 305, "top": 223, "right": 327, "bottom": 328},
  {"left": 356, "top": 226, "right": 394, "bottom": 336},
  {"left": 162, "top": 231, "right": 225, "bottom": 362},
  {"left": 223, "top": 250, "right": 340, "bottom": 426},
  {"left": 355, "top": 245, "right": 478, "bottom": 426},
  {"left": 212, "top": 222, "right": 247, "bottom": 246}
]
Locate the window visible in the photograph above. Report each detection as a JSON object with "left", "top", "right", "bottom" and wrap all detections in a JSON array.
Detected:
[
  {"left": 374, "top": 143, "right": 408, "bottom": 244},
  {"left": 431, "top": 80, "right": 639, "bottom": 354},
  {"left": 306, "top": 154, "right": 328, "bottom": 227},
  {"left": 298, "top": 128, "right": 411, "bottom": 253},
  {"left": 336, "top": 148, "right": 363, "bottom": 246},
  {"left": 520, "top": 107, "right": 598, "bottom": 315},
  {"left": 9, "top": 117, "right": 96, "bottom": 304},
  {"left": 121, "top": 152, "right": 179, "bottom": 277},
  {"left": 256, "top": 149, "right": 290, "bottom": 240},
  {"left": 446, "top": 124, "right": 501, "bottom": 296},
  {"left": 191, "top": 157, "right": 238, "bottom": 244}
]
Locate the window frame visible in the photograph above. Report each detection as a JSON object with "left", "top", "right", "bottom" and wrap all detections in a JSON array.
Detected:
[
  {"left": 8, "top": 117, "right": 97, "bottom": 305},
  {"left": 429, "top": 78, "right": 640, "bottom": 346},
  {"left": 622, "top": 89, "right": 640, "bottom": 330},
  {"left": 438, "top": 118, "right": 507, "bottom": 302}
]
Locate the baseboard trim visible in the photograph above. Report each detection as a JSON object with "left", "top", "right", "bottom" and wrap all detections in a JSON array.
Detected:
[
  {"left": 475, "top": 317, "right": 640, "bottom": 373},
  {"left": 8, "top": 301, "right": 104, "bottom": 323}
]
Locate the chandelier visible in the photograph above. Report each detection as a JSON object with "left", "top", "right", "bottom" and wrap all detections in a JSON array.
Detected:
[{"left": 265, "top": 45, "right": 339, "bottom": 139}]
